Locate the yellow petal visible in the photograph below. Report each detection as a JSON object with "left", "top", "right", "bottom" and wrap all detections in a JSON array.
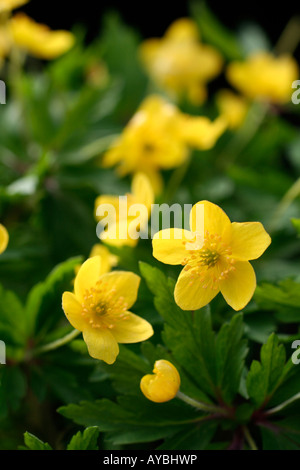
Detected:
[
  {"left": 94, "top": 194, "right": 121, "bottom": 223},
  {"left": 11, "top": 14, "right": 74, "bottom": 60},
  {"left": 89, "top": 244, "right": 118, "bottom": 274},
  {"left": 98, "top": 271, "right": 140, "bottom": 310},
  {"left": 180, "top": 115, "right": 226, "bottom": 150},
  {"left": 0, "top": 224, "right": 9, "bottom": 254},
  {"left": 165, "top": 18, "right": 199, "bottom": 42},
  {"left": 0, "top": 0, "right": 28, "bottom": 12},
  {"left": 230, "top": 222, "right": 271, "bottom": 261},
  {"left": 189, "top": 200, "right": 232, "bottom": 242},
  {"left": 140, "top": 359, "right": 180, "bottom": 403},
  {"left": 220, "top": 261, "right": 256, "bottom": 311},
  {"left": 131, "top": 172, "right": 155, "bottom": 213},
  {"left": 100, "top": 220, "right": 139, "bottom": 247},
  {"left": 174, "top": 268, "right": 219, "bottom": 310},
  {"left": 74, "top": 256, "right": 102, "bottom": 301},
  {"left": 83, "top": 328, "right": 119, "bottom": 364},
  {"left": 112, "top": 311, "right": 153, "bottom": 343},
  {"left": 62, "top": 291, "right": 86, "bottom": 331},
  {"left": 152, "top": 228, "right": 194, "bottom": 265}
]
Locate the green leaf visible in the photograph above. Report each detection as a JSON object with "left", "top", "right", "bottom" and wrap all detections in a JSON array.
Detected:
[
  {"left": 25, "top": 256, "right": 82, "bottom": 338},
  {"left": 23, "top": 432, "right": 52, "bottom": 450},
  {"left": 255, "top": 279, "right": 300, "bottom": 323},
  {"left": 190, "top": 1, "right": 243, "bottom": 60},
  {"left": 0, "top": 284, "right": 26, "bottom": 348},
  {"left": 59, "top": 395, "right": 202, "bottom": 446},
  {"left": 260, "top": 422, "right": 300, "bottom": 450},
  {"left": 157, "top": 421, "right": 218, "bottom": 450},
  {"left": 215, "top": 314, "right": 248, "bottom": 403},
  {"left": 246, "top": 333, "right": 286, "bottom": 407},
  {"left": 0, "top": 367, "right": 27, "bottom": 419},
  {"left": 139, "top": 262, "right": 248, "bottom": 405},
  {"left": 67, "top": 427, "right": 100, "bottom": 450}
]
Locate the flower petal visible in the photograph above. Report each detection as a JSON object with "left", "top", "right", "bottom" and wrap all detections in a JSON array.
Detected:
[
  {"left": 74, "top": 256, "right": 102, "bottom": 301},
  {"left": 174, "top": 268, "right": 219, "bottom": 310},
  {"left": 98, "top": 271, "right": 140, "bottom": 310},
  {"left": 189, "top": 200, "right": 232, "bottom": 243},
  {"left": 112, "top": 311, "right": 153, "bottom": 343},
  {"left": 83, "top": 328, "right": 119, "bottom": 364},
  {"left": 62, "top": 291, "right": 86, "bottom": 331},
  {"left": 220, "top": 261, "right": 256, "bottom": 311},
  {"left": 230, "top": 222, "right": 271, "bottom": 261},
  {"left": 131, "top": 172, "right": 155, "bottom": 212},
  {"left": 152, "top": 228, "right": 194, "bottom": 265},
  {"left": 0, "top": 224, "right": 9, "bottom": 254}
]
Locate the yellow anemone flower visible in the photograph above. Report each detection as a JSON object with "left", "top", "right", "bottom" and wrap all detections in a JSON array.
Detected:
[
  {"left": 215, "top": 89, "right": 249, "bottom": 130},
  {"left": 10, "top": 13, "right": 74, "bottom": 59},
  {"left": 226, "top": 51, "right": 299, "bottom": 104},
  {"left": 139, "top": 18, "right": 223, "bottom": 105},
  {"left": 95, "top": 172, "right": 154, "bottom": 247},
  {"left": 0, "top": 223, "right": 9, "bottom": 254},
  {"left": 140, "top": 360, "right": 180, "bottom": 403},
  {"left": 102, "top": 95, "right": 226, "bottom": 193},
  {"left": 62, "top": 256, "right": 154, "bottom": 364},
  {"left": 152, "top": 200, "right": 271, "bottom": 311},
  {"left": 0, "top": 0, "right": 28, "bottom": 13}
]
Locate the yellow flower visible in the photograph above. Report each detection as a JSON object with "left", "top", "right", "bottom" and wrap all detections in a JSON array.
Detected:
[
  {"left": 62, "top": 256, "right": 154, "bottom": 364},
  {"left": 139, "top": 18, "right": 223, "bottom": 105},
  {"left": 216, "top": 89, "right": 249, "bottom": 130},
  {"left": 140, "top": 360, "right": 180, "bottom": 403},
  {"left": 0, "top": 0, "right": 28, "bottom": 13},
  {"left": 10, "top": 13, "right": 74, "bottom": 59},
  {"left": 102, "top": 95, "right": 226, "bottom": 193},
  {"left": 95, "top": 172, "right": 154, "bottom": 247},
  {"left": 152, "top": 200, "right": 271, "bottom": 311},
  {"left": 0, "top": 223, "right": 8, "bottom": 254},
  {"left": 226, "top": 51, "right": 299, "bottom": 104}
]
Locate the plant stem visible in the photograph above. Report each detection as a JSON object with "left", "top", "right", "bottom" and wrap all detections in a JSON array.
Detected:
[
  {"left": 216, "top": 101, "right": 269, "bottom": 170},
  {"left": 243, "top": 425, "right": 258, "bottom": 450},
  {"left": 27, "top": 329, "right": 81, "bottom": 360},
  {"left": 163, "top": 155, "right": 191, "bottom": 203},
  {"left": 268, "top": 177, "right": 300, "bottom": 232},
  {"left": 176, "top": 391, "right": 225, "bottom": 414},
  {"left": 266, "top": 392, "right": 300, "bottom": 415}
]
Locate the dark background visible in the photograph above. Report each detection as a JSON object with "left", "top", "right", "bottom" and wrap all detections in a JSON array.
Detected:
[{"left": 20, "top": 0, "right": 300, "bottom": 45}]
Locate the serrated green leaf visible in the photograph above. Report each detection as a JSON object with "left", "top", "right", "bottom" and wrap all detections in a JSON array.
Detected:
[
  {"left": 246, "top": 333, "right": 286, "bottom": 407},
  {"left": 59, "top": 395, "right": 202, "bottom": 446},
  {"left": 23, "top": 432, "right": 52, "bottom": 450},
  {"left": 25, "top": 256, "right": 82, "bottom": 338},
  {"left": 67, "top": 426, "right": 100, "bottom": 450}
]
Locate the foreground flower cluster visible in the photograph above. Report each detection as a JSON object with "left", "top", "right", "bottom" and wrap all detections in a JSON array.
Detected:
[{"left": 1, "top": 7, "right": 300, "bottom": 451}]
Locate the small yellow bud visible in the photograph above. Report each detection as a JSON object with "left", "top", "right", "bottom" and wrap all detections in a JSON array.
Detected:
[
  {"left": 0, "top": 223, "right": 9, "bottom": 255},
  {"left": 140, "top": 360, "right": 180, "bottom": 403}
]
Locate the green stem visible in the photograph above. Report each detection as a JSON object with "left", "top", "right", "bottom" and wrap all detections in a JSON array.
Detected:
[
  {"left": 163, "top": 155, "right": 191, "bottom": 203},
  {"left": 176, "top": 391, "right": 225, "bottom": 414},
  {"left": 268, "top": 176, "right": 300, "bottom": 232},
  {"left": 216, "top": 101, "right": 269, "bottom": 170},
  {"left": 243, "top": 425, "right": 258, "bottom": 450},
  {"left": 27, "top": 329, "right": 81, "bottom": 360},
  {"left": 266, "top": 392, "right": 300, "bottom": 415}
]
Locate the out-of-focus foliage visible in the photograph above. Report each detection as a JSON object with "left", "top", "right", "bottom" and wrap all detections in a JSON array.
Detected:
[{"left": 0, "top": 0, "right": 300, "bottom": 451}]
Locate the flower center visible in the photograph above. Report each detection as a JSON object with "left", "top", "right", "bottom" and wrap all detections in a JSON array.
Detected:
[
  {"left": 81, "top": 280, "right": 129, "bottom": 329},
  {"left": 181, "top": 230, "right": 236, "bottom": 289}
]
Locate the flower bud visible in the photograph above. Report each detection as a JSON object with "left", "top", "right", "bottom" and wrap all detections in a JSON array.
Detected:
[{"left": 140, "top": 359, "right": 180, "bottom": 403}]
